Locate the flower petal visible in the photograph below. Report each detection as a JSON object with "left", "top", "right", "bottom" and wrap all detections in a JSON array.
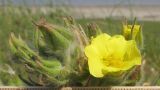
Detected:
[
  {"left": 85, "top": 45, "right": 101, "bottom": 58},
  {"left": 122, "top": 40, "right": 141, "bottom": 70},
  {"left": 92, "top": 33, "right": 111, "bottom": 45},
  {"left": 102, "top": 66, "right": 121, "bottom": 74},
  {"left": 88, "top": 58, "right": 105, "bottom": 77},
  {"left": 85, "top": 33, "right": 110, "bottom": 58},
  {"left": 106, "top": 35, "right": 127, "bottom": 58}
]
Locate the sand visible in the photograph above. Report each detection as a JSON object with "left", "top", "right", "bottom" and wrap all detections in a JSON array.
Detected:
[
  {"left": 9, "top": 5, "right": 160, "bottom": 21},
  {"left": 68, "top": 5, "right": 160, "bottom": 21}
]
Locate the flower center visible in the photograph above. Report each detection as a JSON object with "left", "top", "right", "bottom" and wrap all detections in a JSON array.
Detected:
[{"left": 102, "top": 55, "right": 124, "bottom": 68}]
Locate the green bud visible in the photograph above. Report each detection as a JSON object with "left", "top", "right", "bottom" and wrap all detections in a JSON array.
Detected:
[{"left": 35, "top": 19, "right": 71, "bottom": 51}]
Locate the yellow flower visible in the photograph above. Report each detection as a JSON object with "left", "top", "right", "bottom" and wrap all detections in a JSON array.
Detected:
[
  {"left": 84, "top": 33, "right": 141, "bottom": 78},
  {"left": 123, "top": 25, "right": 141, "bottom": 40}
]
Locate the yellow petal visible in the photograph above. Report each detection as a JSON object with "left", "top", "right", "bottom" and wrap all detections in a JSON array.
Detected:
[
  {"left": 92, "top": 33, "right": 111, "bottom": 45},
  {"left": 85, "top": 45, "right": 101, "bottom": 59},
  {"left": 85, "top": 33, "right": 110, "bottom": 58},
  {"left": 85, "top": 44, "right": 108, "bottom": 77},
  {"left": 122, "top": 40, "right": 141, "bottom": 70},
  {"left": 88, "top": 58, "right": 105, "bottom": 77},
  {"left": 102, "top": 66, "right": 121, "bottom": 74},
  {"left": 106, "top": 35, "right": 127, "bottom": 58},
  {"left": 84, "top": 34, "right": 111, "bottom": 77}
]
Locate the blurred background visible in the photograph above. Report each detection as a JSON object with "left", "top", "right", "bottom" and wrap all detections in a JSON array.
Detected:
[{"left": 0, "top": 0, "right": 160, "bottom": 86}]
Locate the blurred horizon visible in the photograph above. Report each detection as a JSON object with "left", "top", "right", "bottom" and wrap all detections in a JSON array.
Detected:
[{"left": 0, "top": 0, "right": 160, "bottom": 6}]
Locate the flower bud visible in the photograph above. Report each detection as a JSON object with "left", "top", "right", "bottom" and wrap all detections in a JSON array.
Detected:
[
  {"left": 123, "top": 25, "right": 143, "bottom": 49},
  {"left": 35, "top": 19, "right": 71, "bottom": 51}
]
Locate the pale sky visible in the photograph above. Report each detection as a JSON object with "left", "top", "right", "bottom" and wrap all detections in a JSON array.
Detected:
[{"left": 1, "top": 0, "right": 160, "bottom": 6}]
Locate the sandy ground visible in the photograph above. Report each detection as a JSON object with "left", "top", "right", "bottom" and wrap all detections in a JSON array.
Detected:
[
  {"left": 68, "top": 5, "right": 160, "bottom": 21},
  {"left": 10, "top": 5, "right": 160, "bottom": 21}
]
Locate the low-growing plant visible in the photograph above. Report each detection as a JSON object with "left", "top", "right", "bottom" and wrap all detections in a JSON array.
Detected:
[{"left": 9, "top": 17, "right": 143, "bottom": 87}]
